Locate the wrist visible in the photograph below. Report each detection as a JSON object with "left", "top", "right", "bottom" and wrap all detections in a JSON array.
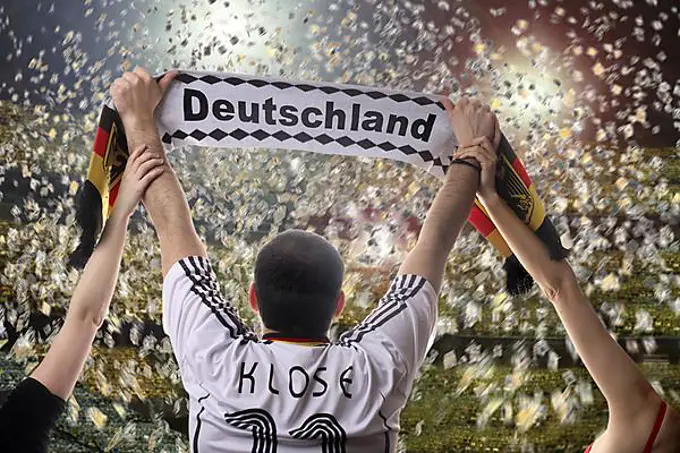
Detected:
[
  {"left": 479, "top": 192, "right": 502, "bottom": 209},
  {"left": 108, "top": 206, "right": 133, "bottom": 227},
  {"left": 120, "top": 113, "right": 155, "bottom": 132},
  {"left": 454, "top": 156, "right": 481, "bottom": 170},
  {"left": 447, "top": 158, "right": 481, "bottom": 177}
]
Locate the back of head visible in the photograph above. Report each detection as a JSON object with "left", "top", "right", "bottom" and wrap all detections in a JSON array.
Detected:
[{"left": 254, "top": 230, "right": 344, "bottom": 338}]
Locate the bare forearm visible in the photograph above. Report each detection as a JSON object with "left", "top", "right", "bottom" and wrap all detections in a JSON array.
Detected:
[
  {"left": 123, "top": 120, "right": 192, "bottom": 231},
  {"left": 31, "top": 214, "right": 126, "bottom": 399},
  {"left": 142, "top": 160, "right": 197, "bottom": 240},
  {"left": 122, "top": 118, "right": 206, "bottom": 274},
  {"left": 482, "top": 193, "right": 656, "bottom": 415},
  {"left": 399, "top": 164, "right": 479, "bottom": 292},
  {"left": 550, "top": 282, "right": 656, "bottom": 417},
  {"left": 69, "top": 208, "right": 128, "bottom": 325},
  {"left": 419, "top": 165, "right": 479, "bottom": 251},
  {"left": 481, "top": 194, "right": 565, "bottom": 296},
  {"left": 124, "top": 120, "right": 163, "bottom": 156},
  {"left": 33, "top": 207, "right": 129, "bottom": 398}
]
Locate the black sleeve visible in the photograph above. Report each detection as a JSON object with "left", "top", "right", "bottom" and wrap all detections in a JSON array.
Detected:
[{"left": 0, "top": 377, "right": 66, "bottom": 453}]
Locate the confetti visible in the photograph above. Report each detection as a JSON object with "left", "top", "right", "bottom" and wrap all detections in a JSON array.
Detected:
[{"left": 0, "top": 0, "right": 678, "bottom": 450}]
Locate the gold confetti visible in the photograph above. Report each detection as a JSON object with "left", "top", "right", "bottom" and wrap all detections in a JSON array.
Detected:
[
  {"left": 592, "top": 62, "right": 605, "bottom": 77},
  {"left": 87, "top": 407, "right": 108, "bottom": 430},
  {"left": 0, "top": 1, "right": 678, "bottom": 450}
]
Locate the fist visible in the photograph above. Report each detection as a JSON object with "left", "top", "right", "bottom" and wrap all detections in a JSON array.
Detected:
[
  {"left": 442, "top": 96, "right": 495, "bottom": 149},
  {"left": 110, "top": 67, "right": 178, "bottom": 126}
]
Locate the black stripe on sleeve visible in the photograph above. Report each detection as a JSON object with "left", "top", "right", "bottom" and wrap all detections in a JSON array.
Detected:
[
  {"left": 351, "top": 304, "right": 410, "bottom": 344},
  {"left": 178, "top": 257, "right": 254, "bottom": 340},
  {"left": 339, "top": 275, "right": 427, "bottom": 346}
]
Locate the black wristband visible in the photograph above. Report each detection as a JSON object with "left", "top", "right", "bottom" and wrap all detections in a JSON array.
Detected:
[{"left": 450, "top": 158, "right": 481, "bottom": 172}]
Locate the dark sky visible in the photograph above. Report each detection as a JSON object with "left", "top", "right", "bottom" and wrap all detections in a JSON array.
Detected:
[{"left": 1, "top": 0, "right": 679, "bottom": 147}]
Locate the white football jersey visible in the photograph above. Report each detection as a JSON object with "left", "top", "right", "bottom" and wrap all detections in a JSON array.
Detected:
[{"left": 163, "top": 256, "right": 437, "bottom": 453}]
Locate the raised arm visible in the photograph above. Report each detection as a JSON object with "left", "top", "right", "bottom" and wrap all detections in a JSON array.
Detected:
[
  {"left": 339, "top": 98, "right": 492, "bottom": 390},
  {"left": 31, "top": 145, "right": 164, "bottom": 399},
  {"left": 110, "top": 67, "right": 205, "bottom": 277},
  {"left": 398, "top": 97, "right": 494, "bottom": 293},
  {"left": 109, "top": 69, "right": 256, "bottom": 384},
  {"left": 457, "top": 137, "right": 664, "bottom": 428}
]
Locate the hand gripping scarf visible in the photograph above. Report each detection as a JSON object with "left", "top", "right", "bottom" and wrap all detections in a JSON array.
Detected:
[{"left": 71, "top": 70, "right": 567, "bottom": 295}]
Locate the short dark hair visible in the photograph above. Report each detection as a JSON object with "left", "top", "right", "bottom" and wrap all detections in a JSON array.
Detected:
[{"left": 254, "top": 230, "right": 344, "bottom": 338}]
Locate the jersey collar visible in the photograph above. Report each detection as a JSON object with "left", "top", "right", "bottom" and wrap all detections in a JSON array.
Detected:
[{"left": 262, "top": 332, "right": 330, "bottom": 346}]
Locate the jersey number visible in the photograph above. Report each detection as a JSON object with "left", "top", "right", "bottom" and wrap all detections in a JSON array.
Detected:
[{"left": 225, "top": 409, "right": 347, "bottom": 453}]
